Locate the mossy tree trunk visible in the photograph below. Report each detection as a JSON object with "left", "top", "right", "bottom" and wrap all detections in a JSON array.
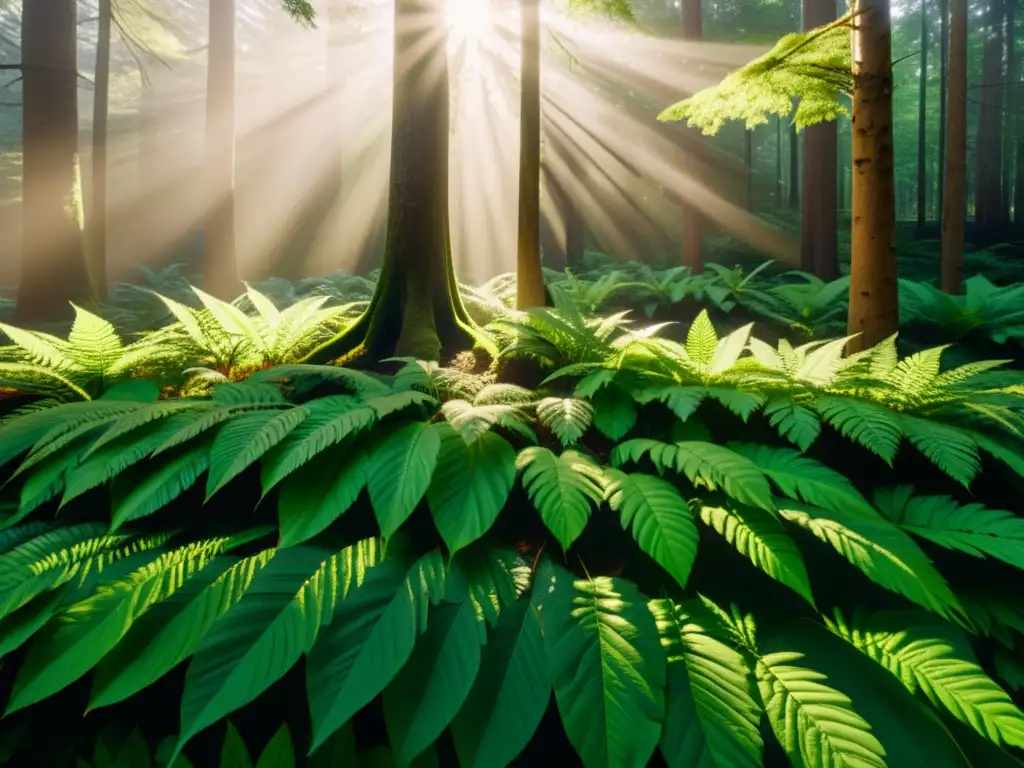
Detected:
[
  {"left": 204, "top": 0, "right": 241, "bottom": 300},
  {"left": 89, "top": 0, "right": 111, "bottom": 303},
  {"left": 15, "top": 0, "right": 93, "bottom": 325},
  {"left": 679, "top": 0, "right": 704, "bottom": 272},
  {"left": 516, "top": 0, "right": 546, "bottom": 308},
  {"left": 800, "top": 0, "right": 839, "bottom": 280},
  {"left": 847, "top": 0, "right": 898, "bottom": 352},
  {"left": 306, "top": 0, "right": 476, "bottom": 364},
  {"left": 940, "top": 0, "right": 967, "bottom": 293}
]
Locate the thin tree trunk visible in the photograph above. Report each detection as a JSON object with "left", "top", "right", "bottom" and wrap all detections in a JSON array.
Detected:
[
  {"left": 788, "top": 121, "right": 799, "bottom": 209},
  {"left": 89, "top": 0, "right": 111, "bottom": 302},
  {"left": 680, "top": 0, "right": 704, "bottom": 272},
  {"left": 801, "top": 0, "right": 839, "bottom": 279},
  {"left": 941, "top": 0, "right": 967, "bottom": 292},
  {"left": 938, "top": 0, "right": 947, "bottom": 217},
  {"left": 775, "top": 116, "right": 783, "bottom": 206},
  {"left": 847, "top": 0, "right": 899, "bottom": 351},
  {"left": 516, "top": 0, "right": 545, "bottom": 308},
  {"left": 916, "top": 0, "right": 928, "bottom": 231},
  {"left": 204, "top": 0, "right": 240, "bottom": 299},
  {"left": 16, "top": 0, "right": 92, "bottom": 324}
]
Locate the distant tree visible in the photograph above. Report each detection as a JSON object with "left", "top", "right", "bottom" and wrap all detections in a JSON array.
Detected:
[
  {"left": 973, "top": 0, "right": 1005, "bottom": 229},
  {"left": 517, "top": 0, "right": 546, "bottom": 308},
  {"left": 679, "top": 0, "right": 704, "bottom": 272},
  {"left": 940, "top": 0, "right": 967, "bottom": 293},
  {"left": 89, "top": 0, "right": 112, "bottom": 303},
  {"left": 915, "top": 0, "right": 928, "bottom": 232}
]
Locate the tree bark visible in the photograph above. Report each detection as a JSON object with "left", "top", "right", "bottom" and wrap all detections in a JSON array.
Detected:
[
  {"left": 306, "top": 0, "right": 475, "bottom": 364},
  {"left": 516, "top": 0, "right": 546, "bottom": 308},
  {"left": 847, "top": 0, "right": 899, "bottom": 351},
  {"left": 800, "top": 0, "right": 839, "bottom": 280},
  {"left": 680, "top": 0, "right": 704, "bottom": 272},
  {"left": 937, "top": 0, "right": 947, "bottom": 217},
  {"left": 16, "top": 0, "right": 92, "bottom": 324},
  {"left": 941, "top": 0, "right": 967, "bottom": 293},
  {"left": 916, "top": 0, "right": 928, "bottom": 231},
  {"left": 89, "top": 0, "right": 111, "bottom": 302},
  {"left": 204, "top": 0, "right": 240, "bottom": 299},
  {"left": 974, "top": 0, "right": 1005, "bottom": 229}
]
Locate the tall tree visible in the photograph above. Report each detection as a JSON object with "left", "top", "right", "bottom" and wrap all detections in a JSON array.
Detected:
[
  {"left": 516, "top": 0, "right": 545, "bottom": 308},
  {"left": 680, "top": 0, "right": 704, "bottom": 271},
  {"left": 847, "top": 0, "right": 898, "bottom": 350},
  {"left": 16, "top": 0, "right": 92, "bottom": 324},
  {"left": 937, "top": 0, "right": 947, "bottom": 217},
  {"left": 974, "top": 0, "right": 1005, "bottom": 229},
  {"left": 308, "top": 0, "right": 476, "bottom": 363},
  {"left": 941, "top": 0, "right": 967, "bottom": 292},
  {"left": 800, "top": 0, "right": 839, "bottom": 279},
  {"left": 915, "top": 0, "right": 928, "bottom": 231},
  {"left": 89, "top": 0, "right": 112, "bottom": 302},
  {"left": 204, "top": 0, "right": 240, "bottom": 299}
]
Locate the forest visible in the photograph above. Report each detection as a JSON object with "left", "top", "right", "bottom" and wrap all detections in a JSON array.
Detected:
[{"left": 0, "top": 0, "right": 1022, "bottom": 765}]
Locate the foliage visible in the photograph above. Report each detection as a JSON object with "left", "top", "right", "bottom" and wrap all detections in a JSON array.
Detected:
[{"left": 659, "top": 15, "right": 854, "bottom": 133}]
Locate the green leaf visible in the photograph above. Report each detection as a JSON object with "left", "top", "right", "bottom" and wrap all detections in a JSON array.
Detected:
[
  {"left": 220, "top": 722, "right": 254, "bottom": 768},
  {"left": 685, "top": 310, "right": 718, "bottom": 366},
  {"left": 451, "top": 598, "right": 550, "bottom": 768},
  {"left": 764, "top": 397, "right": 822, "bottom": 451},
  {"left": 384, "top": 600, "right": 483, "bottom": 766},
  {"left": 698, "top": 502, "right": 814, "bottom": 605},
  {"left": 605, "top": 471, "right": 698, "bottom": 589},
  {"left": 612, "top": 439, "right": 774, "bottom": 512},
  {"left": 367, "top": 423, "right": 442, "bottom": 538},
  {"left": 278, "top": 447, "right": 368, "bottom": 548},
  {"left": 590, "top": 385, "right": 638, "bottom": 441},
  {"left": 651, "top": 599, "right": 763, "bottom": 768},
  {"left": 899, "top": 415, "right": 980, "bottom": 487},
  {"left": 110, "top": 440, "right": 212, "bottom": 529},
  {"left": 813, "top": 396, "right": 902, "bottom": 464},
  {"left": 517, "top": 448, "right": 605, "bottom": 550},
  {"left": 540, "top": 564, "right": 666, "bottom": 768},
  {"left": 256, "top": 725, "right": 294, "bottom": 768},
  {"left": 207, "top": 408, "right": 310, "bottom": 499},
  {"left": 427, "top": 426, "right": 516, "bottom": 555},
  {"left": 307, "top": 550, "right": 446, "bottom": 753},
  {"left": 536, "top": 397, "right": 594, "bottom": 447}
]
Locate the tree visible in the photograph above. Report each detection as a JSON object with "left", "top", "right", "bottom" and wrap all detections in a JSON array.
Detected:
[
  {"left": 16, "top": 0, "right": 92, "bottom": 324},
  {"left": 937, "top": 0, "right": 947, "bottom": 217},
  {"left": 307, "top": 0, "right": 478, "bottom": 363},
  {"left": 801, "top": 0, "right": 839, "bottom": 280},
  {"left": 915, "top": 0, "right": 928, "bottom": 232},
  {"left": 940, "top": 0, "right": 967, "bottom": 293},
  {"left": 679, "top": 0, "right": 704, "bottom": 272},
  {"left": 846, "top": 0, "right": 898, "bottom": 351},
  {"left": 974, "top": 0, "right": 1005, "bottom": 229},
  {"left": 516, "top": 0, "right": 546, "bottom": 309},
  {"left": 203, "top": 0, "right": 240, "bottom": 300},
  {"left": 89, "top": 0, "right": 112, "bottom": 303}
]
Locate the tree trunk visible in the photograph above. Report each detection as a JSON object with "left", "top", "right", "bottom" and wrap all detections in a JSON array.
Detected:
[
  {"left": 800, "top": 0, "right": 839, "bottom": 280},
  {"left": 204, "top": 0, "right": 240, "bottom": 299},
  {"left": 788, "top": 120, "right": 800, "bottom": 209},
  {"left": 306, "top": 0, "right": 475, "bottom": 364},
  {"left": 847, "top": 0, "right": 899, "bottom": 351},
  {"left": 775, "top": 117, "right": 783, "bottom": 207},
  {"left": 941, "top": 0, "right": 968, "bottom": 292},
  {"left": 680, "top": 0, "right": 704, "bottom": 272},
  {"left": 516, "top": 0, "right": 546, "bottom": 308},
  {"left": 916, "top": 0, "right": 928, "bottom": 231},
  {"left": 15, "top": 0, "right": 92, "bottom": 324},
  {"left": 937, "top": 0, "right": 947, "bottom": 217},
  {"left": 974, "top": 0, "right": 1005, "bottom": 229},
  {"left": 89, "top": 0, "right": 111, "bottom": 303}
]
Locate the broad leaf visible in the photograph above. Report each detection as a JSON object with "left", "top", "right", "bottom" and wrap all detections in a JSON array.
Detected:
[{"left": 367, "top": 423, "right": 442, "bottom": 538}]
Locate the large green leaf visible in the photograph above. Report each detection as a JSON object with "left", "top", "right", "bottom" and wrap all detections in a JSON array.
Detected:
[
  {"left": 590, "top": 385, "right": 638, "bottom": 441},
  {"left": 605, "top": 471, "right": 698, "bottom": 589},
  {"left": 367, "top": 423, "right": 442, "bottom": 538},
  {"left": 206, "top": 408, "right": 309, "bottom": 499},
  {"left": 651, "top": 599, "right": 763, "bottom": 768},
  {"left": 256, "top": 724, "right": 295, "bottom": 768},
  {"left": 384, "top": 600, "right": 483, "bottom": 766},
  {"left": 539, "top": 564, "right": 666, "bottom": 768},
  {"left": 517, "top": 448, "right": 605, "bottom": 550},
  {"left": 110, "top": 439, "right": 213, "bottom": 529},
  {"left": 536, "top": 398, "right": 594, "bottom": 447},
  {"left": 427, "top": 427, "right": 516, "bottom": 555},
  {"left": 306, "top": 550, "right": 446, "bottom": 752},
  {"left": 451, "top": 598, "right": 550, "bottom": 768},
  {"left": 278, "top": 447, "right": 369, "bottom": 547}
]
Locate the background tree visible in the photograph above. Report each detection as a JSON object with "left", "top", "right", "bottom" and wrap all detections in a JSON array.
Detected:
[
  {"left": 940, "top": 0, "right": 967, "bottom": 292},
  {"left": 915, "top": 0, "right": 928, "bottom": 232},
  {"left": 679, "top": 0, "right": 704, "bottom": 272},
  {"left": 517, "top": 0, "right": 546, "bottom": 308}
]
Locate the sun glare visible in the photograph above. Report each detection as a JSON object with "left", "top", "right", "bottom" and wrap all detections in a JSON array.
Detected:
[{"left": 447, "top": 0, "right": 491, "bottom": 48}]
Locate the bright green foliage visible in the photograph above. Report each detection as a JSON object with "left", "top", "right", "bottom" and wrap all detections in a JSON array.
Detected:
[{"left": 659, "top": 16, "right": 853, "bottom": 134}]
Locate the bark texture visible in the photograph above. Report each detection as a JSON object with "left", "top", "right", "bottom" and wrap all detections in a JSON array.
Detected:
[
  {"left": 847, "top": 0, "right": 899, "bottom": 351},
  {"left": 516, "top": 0, "right": 546, "bottom": 308},
  {"left": 16, "top": 0, "right": 92, "bottom": 324},
  {"left": 940, "top": 0, "right": 968, "bottom": 293}
]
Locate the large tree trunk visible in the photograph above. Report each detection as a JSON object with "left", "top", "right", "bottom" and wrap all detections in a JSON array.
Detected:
[
  {"left": 306, "top": 0, "right": 475, "bottom": 364},
  {"left": 974, "top": 0, "right": 1005, "bottom": 229},
  {"left": 847, "top": 0, "right": 898, "bottom": 351},
  {"left": 15, "top": 0, "right": 92, "bottom": 324},
  {"left": 916, "top": 0, "right": 928, "bottom": 231},
  {"left": 516, "top": 0, "right": 546, "bottom": 308},
  {"left": 941, "top": 0, "right": 968, "bottom": 292},
  {"left": 680, "top": 0, "right": 704, "bottom": 272},
  {"left": 800, "top": 0, "right": 839, "bottom": 280},
  {"left": 937, "top": 0, "right": 947, "bottom": 217},
  {"left": 89, "top": 0, "right": 112, "bottom": 303},
  {"left": 204, "top": 0, "right": 240, "bottom": 299}
]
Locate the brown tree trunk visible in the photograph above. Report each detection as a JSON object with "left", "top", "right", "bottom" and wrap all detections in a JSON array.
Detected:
[
  {"left": 800, "top": 0, "right": 839, "bottom": 280},
  {"left": 89, "top": 0, "right": 111, "bottom": 303},
  {"left": 680, "top": 0, "right": 704, "bottom": 272},
  {"left": 788, "top": 120, "right": 800, "bottom": 209},
  {"left": 938, "top": 0, "right": 948, "bottom": 217},
  {"left": 516, "top": 0, "right": 546, "bottom": 308},
  {"left": 204, "top": 0, "right": 240, "bottom": 299},
  {"left": 974, "top": 0, "right": 1005, "bottom": 229},
  {"left": 15, "top": 0, "right": 92, "bottom": 325},
  {"left": 847, "top": 0, "right": 899, "bottom": 351},
  {"left": 941, "top": 0, "right": 968, "bottom": 293},
  {"left": 916, "top": 0, "right": 928, "bottom": 231}
]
